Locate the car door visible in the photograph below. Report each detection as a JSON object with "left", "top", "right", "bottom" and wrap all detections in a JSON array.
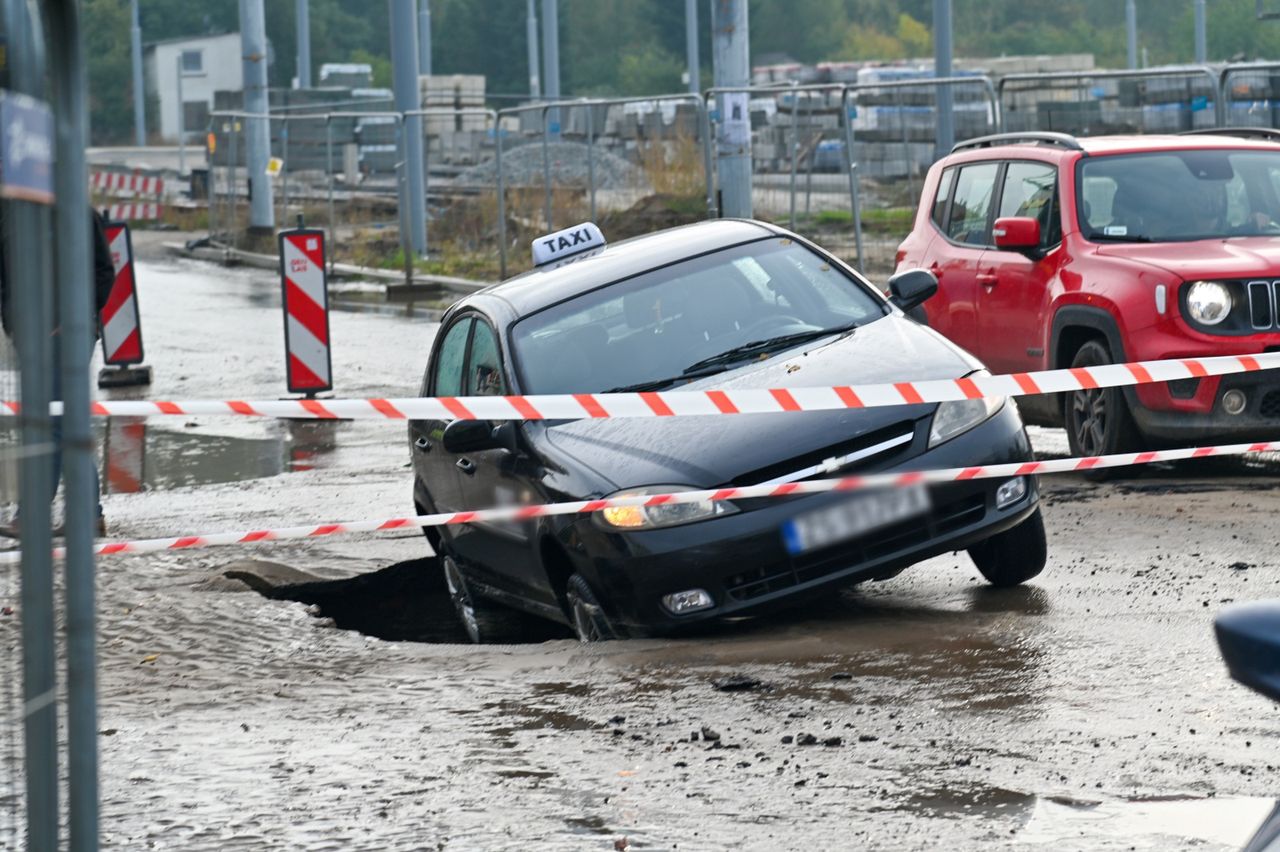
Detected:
[
  {"left": 926, "top": 161, "right": 1000, "bottom": 356},
  {"left": 977, "top": 161, "right": 1062, "bottom": 374},
  {"left": 409, "top": 316, "right": 472, "bottom": 522},
  {"left": 446, "top": 318, "right": 551, "bottom": 605}
]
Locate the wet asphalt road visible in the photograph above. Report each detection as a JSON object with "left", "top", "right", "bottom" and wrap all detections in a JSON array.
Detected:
[{"left": 2, "top": 249, "right": 1280, "bottom": 850}]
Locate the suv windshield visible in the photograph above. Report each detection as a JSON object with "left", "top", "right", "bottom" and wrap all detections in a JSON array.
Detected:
[
  {"left": 511, "top": 238, "right": 887, "bottom": 395},
  {"left": 1079, "top": 149, "right": 1280, "bottom": 243}
]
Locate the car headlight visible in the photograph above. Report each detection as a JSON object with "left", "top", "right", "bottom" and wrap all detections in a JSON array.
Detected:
[
  {"left": 595, "top": 486, "right": 738, "bottom": 530},
  {"left": 929, "top": 378, "right": 1005, "bottom": 448},
  {"left": 1185, "top": 280, "right": 1232, "bottom": 326}
]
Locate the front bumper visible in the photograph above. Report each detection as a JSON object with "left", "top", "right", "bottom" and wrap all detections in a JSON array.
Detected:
[{"left": 573, "top": 403, "right": 1038, "bottom": 634}]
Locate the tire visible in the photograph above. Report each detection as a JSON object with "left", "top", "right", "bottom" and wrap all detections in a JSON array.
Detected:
[
  {"left": 1063, "top": 339, "right": 1141, "bottom": 480},
  {"left": 565, "top": 574, "right": 618, "bottom": 643},
  {"left": 441, "top": 552, "right": 534, "bottom": 644},
  {"left": 968, "top": 507, "right": 1048, "bottom": 588}
]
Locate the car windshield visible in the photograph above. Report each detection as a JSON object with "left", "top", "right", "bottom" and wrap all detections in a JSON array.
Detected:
[
  {"left": 511, "top": 238, "right": 887, "bottom": 395},
  {"left": 1078, "top": 148, "right": 1280, "bottom": 243}
]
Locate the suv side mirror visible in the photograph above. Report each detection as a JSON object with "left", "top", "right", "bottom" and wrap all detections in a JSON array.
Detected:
[
  {"left": 442, "top": 420, "right": 518, "bottom": 454},
  {"left": 887, "top": 268, "right": 938, "bottom": 313},
  {"left": 993, "top": 216, "right": 1041, "bottom": 252},
  {"left": 1216, "top": 601, "right": 1280, "bottom": 703}
]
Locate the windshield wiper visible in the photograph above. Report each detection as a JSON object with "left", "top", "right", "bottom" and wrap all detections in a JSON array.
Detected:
[
  {"left": 1088, "top": 232, "right": 1154, "bottom": 243},
  {"left": 679, "top": 322, "right": 858, "bottom": 375},
  {"left": 602, "top": 365, "right": 731, "bottom": 394}
]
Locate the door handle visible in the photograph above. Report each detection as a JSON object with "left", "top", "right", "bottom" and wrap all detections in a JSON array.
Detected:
[
  {"left": 455, "top": 457, "right": 476, "bottom": 475},
  {"left": 414, "top": 436, "right": 432, "bottom": 452},
  {"left": 976, "top": 273, "right": 999, "bottom": 286}
]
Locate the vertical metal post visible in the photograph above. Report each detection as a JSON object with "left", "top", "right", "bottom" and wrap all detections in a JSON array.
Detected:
[
  {"left": 897, "top": 87, "right": 915, "bottom": 200},
  {"left": 541, "top": 0, "right": 561, "bottom": 133},
  {"left": 281, "top": 117, "right": 290, "bottom": 222},
  {"left": 296, "top": 0, "right": 312, "bottom": 88},
  {"left": 497, "top": 109, "right": 509, "bottom": 277},
  {"left": 390, "top": 0, "right": 428, "bottom": 256},
  {"left": 840, "top": 89, "right": 865, "bottom": 272},
  {"left": 176, "top": 55, "right": 185, "bottom": 175},
  {"left": 130, "top": 0, "right": 145, "bottom": 145},
  {"left": 4, "top": 0, "right": 58, "bottom": 846},
  {"left": 685, "top": 0, "right": 700, "bottom": 94},
  {"left": 526, "top": 0, "right": 541, "bottom": 98},
  {"left": 229, "top": 118, "right": 239, "bottom": 247},
  {"left": 239, "top": 0, "right": 275, "bottom": 229},
  {"left": 1126, "top": 0, "right": 1138, "bottom": 70},
  {"left": 933, "top": 0, "right": 954, "bottom": 160},
  {"left": 711, "top": 0, "right": 752, "bottom": 218},
  {"left": 1195, "top": 0, "right": 1207, "bottom": 64},
  {"left": 586, "top": 105, "right": 596, "bottom": 221},
  {"left": 325, "top": 118, "right": 336, "bottom": 273},
  {"left": 804, "top": 93, "right": 814, "bottom": 216},
  {"left": 47, "top": 0, "right": 98, "bottom": 844},
  {"left": 788, "top": 86, "right": 798, "bottom": 230},
  {"left": 207, "top": 119, "right": 218, "bottom": 240},
  {"left": 542, "top": 107, "right": 553, "bottom": 228},
  {"left": 418, "top": 0, "right": 432, "bottom": 77}
]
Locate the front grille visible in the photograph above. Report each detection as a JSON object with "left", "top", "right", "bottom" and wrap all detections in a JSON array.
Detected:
[
  {"left": 729, "top": 420, "right": 916, "bottom": 488},
  {"left": 1246, "top": 280, "right": 1280, "bottom": 329},
  {"left": 1261, "top": 390, "right": 1280, "bottom": 418},
  {"left": 724, "top": 492, "right": 987, "bottom": 602}
]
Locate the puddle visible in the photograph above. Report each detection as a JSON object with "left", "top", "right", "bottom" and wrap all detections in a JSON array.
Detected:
[
  {"left": 1018, "top": 795, "right": 1277, "bottom": 848},
  {"left": 895, "top": 784, "right": 1037, "bottom": 820}
]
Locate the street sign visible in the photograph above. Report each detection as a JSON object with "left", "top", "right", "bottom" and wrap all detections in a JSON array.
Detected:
[{"left": 0, "top": 91, "right": 53, "bottom": 204}]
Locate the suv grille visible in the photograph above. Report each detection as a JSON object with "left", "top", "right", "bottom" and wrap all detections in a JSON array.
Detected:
[
  {"left": 1261, "top": 391, "right": 1280, "bottom": 418},
  {"left": 1246, "top": 281, "right": 1280, "bottom": 328}
]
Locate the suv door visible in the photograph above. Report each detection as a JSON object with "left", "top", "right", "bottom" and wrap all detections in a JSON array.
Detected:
[
  {"left": 410, "top": 317, "right": 472, "bottom": 520},
  {"left": 924, "top": 162, "right": 1000, "bottom": 355},
  {"left": 977, "top": 161, "right": 1062, "bottom": 374}
]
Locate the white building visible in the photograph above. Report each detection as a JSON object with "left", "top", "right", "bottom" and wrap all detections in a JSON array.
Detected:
[{"left": 145, "top": 32, "right": 243, "bottom": 143}]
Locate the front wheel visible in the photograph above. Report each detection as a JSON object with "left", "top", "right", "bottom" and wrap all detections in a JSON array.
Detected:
[
  {"left": 442, "top": 552, "right": 534, "bottom": 644},
  {"left": 968, "top": 507, "right": 1048, "bottom": 588},
  {"left": 1064, "top": 340, "right": 1141, "bottom": 468},
  {"left": 565, "top": 574, "right": 619, "bottom": 643}
]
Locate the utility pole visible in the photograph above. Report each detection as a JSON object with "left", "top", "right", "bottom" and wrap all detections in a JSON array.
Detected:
[
  {"left": 1126, "top": 0, "right": 1138, "bottom": 69},
  {"left": 418, "top": 0, "right": 432, "bottom": 77},
  {"left": 1194, "top": 0, "right": 1207, "bottom": 63},
  {"left": 933, "top": 0, "right": 954, "bottom": 160},
  {"left": 177, "top": 54, "right": 186, "bottom": 175},
  {"left": 526, "top": 0, "right": 540, "bottom": 97},
  {"left": 685, "top": 0, "right": 700, "bottom": 94},
  {"left": 239, "top": 0, "right": 274, "bottom": 230},
  {"left": 541, "top": 0, "right": 561, "bottom": 132},
  {"left": 711, "top": 0, "right": 751, "bottom": 218},
  {"left": 390, "top": 0, "right": 427, "bottom": 256},
  {"left": 131, "top": 0, "right": 145, "bottom": 145},
  {"left": 295, "top": 0, "right": 311, "bottom": 88}
]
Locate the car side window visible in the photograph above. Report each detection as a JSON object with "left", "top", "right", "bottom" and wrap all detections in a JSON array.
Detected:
[
  {"left": 431, "top": 318, "right": 473, "bottom": 396},
  {"left": 998, "top": 161, "right": 1060, "bottom": 247},
  {"left": 931, "top": 167, "right": 956, "bottom": 229},
  {"left": 946, "top": 163, "right": 999, "bottom": 246},
  {"left": 467, "top": 321, "right": 508, "bottom": 397}
]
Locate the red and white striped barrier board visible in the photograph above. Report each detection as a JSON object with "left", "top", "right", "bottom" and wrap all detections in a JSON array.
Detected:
[
  {"left": 17, "top": 350, "right": 1280, "bottom": 420},
  {"left": 105, "top": 203, "right": 162, "bottom": 222},
  {"left": 279, "top": 228, "right": 333, "bottom": 395},
  {"left": 90, "top": 172, "right": 164, "bottom": 198},
  {"left": 99, "top": 220, "right": 145, "bottom": 366},
  {"left": 2, "top": 439, "right": 1276, "bottom": 565},
  {"left": 103, "top": 418, "right": 146, "bottom": 494}
]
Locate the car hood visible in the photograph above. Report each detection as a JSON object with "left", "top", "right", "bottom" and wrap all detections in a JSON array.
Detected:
[
  {"left": 1095, "top": 237, "right": 1280, "bottom": 280},
  {"left": 538, "top": 315, "right": 980, "bottom": 491}
]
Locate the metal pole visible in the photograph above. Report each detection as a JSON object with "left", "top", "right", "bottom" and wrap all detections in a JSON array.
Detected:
[
  {"left": 497, "top": 109, "right": 509, "bottom": 276},
  {"left": 933, "top": 0, "right": 954, "bottom": 160},
  {"left": 685, "top": 0, "right": 700, "bottom": 94},
  {"left": 840, "top": 89, "right": 865, "bottom": 272},
  {"left": 390, "top": 0, "right": 428, "bottom": 256},
  {"left": 418, "top": 0, "right": 432, "bottom": 77},
  {"left": 586, "top": 105, "right": 596, "bottom": 221},
  {"left": 176, "top": 55, "right": 185, "bottom": 176},
  {"left": 711, "top": 0, "right": 753, "bottom": 218},
  {"left": 47, "top": 0, "right": 98, "bottom": 844},
  {"left": 229, "top": 118, "right": 239, "bottom": 247},
  {"left": 1126, "top": 0, "right": 1138, "bottom": 70},
  {"left": 296, "top": 0, "right": 312, "bottom": 88},
  {"left": 281, "top": 117, "right": 290, "bottom": 222},
  {"left": 526, "top": 0, "right": 541, "bottom": 98},
  {"left": 542, "top": 106, "right": 553, "bottom": 228},
  {"left": 130, "top": 0, "right": 145, "bottom": 145},
  {"left": 4, "top": 0, "right": 58, "bottom": 845},
  {"left": 239, "top": 0, "right": 275, "bottom": 229},
  {"left": 325, "top": 118, "right": 336, "bottom": 273},
  {"left": 788, "top": 86, "right": 798, "bottom": 229},
  {"left": 541, "top": 0, "right": 561, "bottom": 133},
  {"left": 1195, "top": 0, "right": 1207, "bottom": 64}
]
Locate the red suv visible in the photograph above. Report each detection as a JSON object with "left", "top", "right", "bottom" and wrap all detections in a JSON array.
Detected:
[{"left": 896, "top": 129, "right": 1280, "bottom": 458}]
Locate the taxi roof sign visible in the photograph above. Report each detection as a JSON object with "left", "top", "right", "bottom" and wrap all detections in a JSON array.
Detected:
[{"left": 532, "top": 222, "right": 606, "bottom": 267}]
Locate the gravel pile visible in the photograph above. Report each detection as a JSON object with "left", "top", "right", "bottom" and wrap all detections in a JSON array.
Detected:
[{"left": 459, "top": 140, "right": 651, "bottom": 191}]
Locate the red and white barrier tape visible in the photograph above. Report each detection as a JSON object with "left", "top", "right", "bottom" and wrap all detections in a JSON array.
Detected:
[
  {"left": 9, "top": 351, "right": 1280, "bottom": 421},
  {"left": 1, "top": 439, "right": 1275, "bottom": 565}
]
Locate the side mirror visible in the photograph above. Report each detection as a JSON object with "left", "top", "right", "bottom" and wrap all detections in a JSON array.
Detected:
[
  {"left": 887, "top": 268, "right": 938, "bottom": 313},
  {"left": 993, "top": 216, "right": 1041, "bottom": 252},
  {"left": 1215, "top": 601, "right": 1280, "bottom": 703},
  {"left": 441, "top": 419, "right": 518, "bottom": 454}
]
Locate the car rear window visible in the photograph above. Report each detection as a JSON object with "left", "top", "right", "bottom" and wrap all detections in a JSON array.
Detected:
[{"left": 946, "top": 163, "right": 999, "bottom": 245}]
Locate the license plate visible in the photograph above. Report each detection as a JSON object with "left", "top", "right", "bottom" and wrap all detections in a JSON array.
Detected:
[{"left": 782, "top": 484, "right": 930, "bottom": 555}]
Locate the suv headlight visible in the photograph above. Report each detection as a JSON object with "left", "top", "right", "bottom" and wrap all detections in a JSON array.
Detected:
[
  {"left": 929, "top": 375, "right": 1005, "bottom": 447},
  {"left": 595, "top": 486, "right": 738, "bottom": 530},
  {"left": 1185, "top": 280, "right": 1232, "bottom": 326}
]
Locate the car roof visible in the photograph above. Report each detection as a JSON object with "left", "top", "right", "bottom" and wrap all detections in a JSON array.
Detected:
[
  {"left": 471, "top": 218, "right": 778, "bottom": 317},
  {"left": 945, "top": 133, "right": 1280, "bottom": 164}
]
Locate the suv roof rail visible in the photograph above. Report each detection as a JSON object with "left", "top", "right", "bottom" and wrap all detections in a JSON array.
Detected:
[
  {"left": 950, "top": 132, "right": 1085, "bottom": 153},
  {"left": 1178, "top": 127, "right": 1280, "bottom": 142}
]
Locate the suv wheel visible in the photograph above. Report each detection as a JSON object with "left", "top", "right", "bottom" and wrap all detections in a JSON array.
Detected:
[
  {"left": 968, "top": 508, "right": 1047, "bottom": 587},
  {"left": 1064, "top": 340, "right": 1141, "bottom": 468},
  {"left": 565, "top": 574, "right": 618, "bottom": 643},
  {"left": 442, "top": 552, "right": 532, "bottom": 644}
]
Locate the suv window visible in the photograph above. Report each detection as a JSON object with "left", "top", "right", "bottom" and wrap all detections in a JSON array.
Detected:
[
  {"left": 946, "top": 163, "right": 999, "bottom": 246},
  {"left": 998, "top": 161, "right": 1061, "bottom": 246},
  {"left": 431, "top": 318, "right": 472, "bottom": 396},
  {"left": 931, "top": 167, "right": 956, "bottom": 229},
  {"left": 468, "top": 321, "right": 507, "bottom": 396}
]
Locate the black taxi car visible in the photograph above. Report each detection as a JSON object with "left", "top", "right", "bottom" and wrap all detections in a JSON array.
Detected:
[{"left": 410, "top": 219, "right": 1046, "bottom": 643}]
